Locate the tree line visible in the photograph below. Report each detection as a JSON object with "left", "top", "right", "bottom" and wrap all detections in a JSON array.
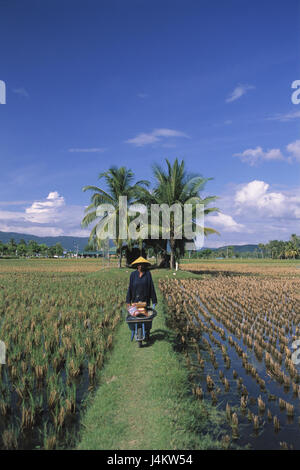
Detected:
[
  {"left": 187, "top": 235, "right": 300, "bottom": 260},
  {"left": 0, "top": 239, "right": 64, "bottom": 258},
  {"left": 257, "top": 235, "right": 300, "bottom": 259}
]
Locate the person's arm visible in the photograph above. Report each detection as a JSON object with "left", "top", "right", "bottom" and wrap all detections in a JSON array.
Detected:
[
  {"left": 149, "top": 272, "right": 157, "bottom": 305},
  {"left": 126, "top": 273, "right": 133, "bottom": 306}
]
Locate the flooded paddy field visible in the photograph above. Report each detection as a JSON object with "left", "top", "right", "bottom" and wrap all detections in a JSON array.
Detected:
[{"left": 160, "top": 263, "right": 300, "bottom": 450}]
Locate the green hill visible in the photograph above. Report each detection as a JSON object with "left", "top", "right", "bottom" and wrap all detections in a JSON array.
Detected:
[
  {"left": 0, "top": 231, "right": 258, "bottom": 254},
  {"left": 0, "top": 231, "right": 89, "bottom": 251},
  {"left": 208, "top": 244, "right": 258, "bottom": 253}
]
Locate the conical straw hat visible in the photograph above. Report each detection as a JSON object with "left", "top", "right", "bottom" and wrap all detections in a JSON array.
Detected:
[{"left": 130, "top": 256, "right": 151, "bottom": 266}]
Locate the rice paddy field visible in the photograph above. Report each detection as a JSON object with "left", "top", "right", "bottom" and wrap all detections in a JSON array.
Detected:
[
  {"left": 0, "top": 259, "right": 125, "bottom": 449},
  {"left": 161, "top": 260, "right": 300, "bottom": 450},
  {"left": 1, "top": 257, "right": 300, "bottom": 450}
]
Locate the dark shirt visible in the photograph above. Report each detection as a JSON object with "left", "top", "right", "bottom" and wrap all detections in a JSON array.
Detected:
[{"left": 126, "top": 270, "right": 157, "bottom": 305}]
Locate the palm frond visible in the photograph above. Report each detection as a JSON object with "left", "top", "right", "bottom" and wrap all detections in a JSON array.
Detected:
[
  {"left": 81, "top": 211, "right": 98, "bottom": 228},
  {"left": 204, "top": 227, "right": 220, "bottom": 236}
]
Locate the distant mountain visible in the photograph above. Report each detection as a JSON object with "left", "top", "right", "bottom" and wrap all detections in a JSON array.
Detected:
[
  {"left": 202, "top": 244, "right": 259, "bottom": 253},
  {"left": 0, "top": 231, "right": 89, "bottom": 251},
  {"left": 0, "top": 232, "right": 259, "bottom": 254}
]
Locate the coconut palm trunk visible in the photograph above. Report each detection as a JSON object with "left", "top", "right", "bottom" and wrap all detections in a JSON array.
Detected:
[
  {"left": 170, "top": 232, "right": 176, "bottom": 270},
  {"left": 118, "top": 247, "right": 122, "bottom": 268}
]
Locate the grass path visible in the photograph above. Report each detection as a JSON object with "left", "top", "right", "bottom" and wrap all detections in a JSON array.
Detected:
[{"left": 77, "top": 270, "right": 224, "bottom": 450}]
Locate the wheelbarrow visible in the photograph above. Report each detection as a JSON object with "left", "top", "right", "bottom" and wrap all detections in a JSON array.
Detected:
[{"left": 126, "top": 307, "right": 157, "bottom": 348}]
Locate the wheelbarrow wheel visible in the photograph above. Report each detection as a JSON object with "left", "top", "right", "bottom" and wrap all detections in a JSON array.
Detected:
[{"left": 137, "top": 326, "right": 143, "bottom": 348}]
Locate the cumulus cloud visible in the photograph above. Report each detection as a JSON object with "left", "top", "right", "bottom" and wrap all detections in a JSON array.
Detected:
[
  {"left": 0, "top": 192, "right": 90, "bottom": 238},
  {"left": 226, "top": 84, "right": 255, "bottom": 103},
  {"left": 125, "top": 128, "right": 189, "bottom": 147},
  {"left": 234, "top": 180, "right": 300, "bottom": 219},
  {"left": 234, "top": 146, "right": 285, "bottom": 166},
  {"left": 25, "top": 192, "right": 65, "bottom": 223},
  {"left": 0, "top": 209, "right": 25, "bottom": 221},
  {"left": 234, "top": 139, "right": 300, "bottom": 166},
  {"left": 286, "top": 140, "right": 300, "bottom": 162},
  {"left": 202, "top": 180, "right": 300, "bottom": 247},
  {"left": 206, "top": 212, "right": 245, "bottom": 232}
]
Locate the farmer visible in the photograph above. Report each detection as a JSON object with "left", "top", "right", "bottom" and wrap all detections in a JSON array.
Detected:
[{"left": 126, "top": 256, "right": 157, "bottom": 341}]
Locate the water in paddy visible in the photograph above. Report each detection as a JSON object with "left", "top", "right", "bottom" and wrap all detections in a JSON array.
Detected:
[{"left": 188, "top": 299, "right": 300, "bottom": 450}]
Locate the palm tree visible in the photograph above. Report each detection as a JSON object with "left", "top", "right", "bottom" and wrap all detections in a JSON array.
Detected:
[
  {"left": 285, "top": 248, "right": 298, "bottom": 259},
  {"left": 258, "top": 243, "right": 265, "bottom": 258},
  {"left": 290, "top": 234, "right": 299, "bottom": 251},
  {"left": 285, "top": 241, "right": 299, "bottom": 260},
  {"left": 136, "top": 158, "right": 219, "bottom": 269},
  {"left": 81, "top": 166, "right": 149, "bottom": 268}
]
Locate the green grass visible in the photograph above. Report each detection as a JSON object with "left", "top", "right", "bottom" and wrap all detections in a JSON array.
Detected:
[{"left": 77, "top": 268, "right": 226, "bottom": 450}]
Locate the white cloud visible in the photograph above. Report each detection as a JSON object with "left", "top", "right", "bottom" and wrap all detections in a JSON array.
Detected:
[
  {"left": 0, "top": 200, "right": 30, "bottom": 206},
  {"left": 153, "top": 129, "right": 188, "bottom": 138},
  {"left": 125, "top": 128, "right": 189, "bottom": 147},
  {"left": 0, "top": 209, "right": 25, "bottom": 221},
  {"left": 234, "top": 180, "right": 300, "bottom": 219},
  {"left": 234, "top": 146, "right": 284, "bottom": 166},
  {"left": 68, "top": 148, "right": 106, "bottom": 153},
  {"left": 286, "top": 140, "right": 300, "bottom": 161},
  {"left": 263, "top": 148, "right": 284, "bottom": 161},
  {"left": 25, "top": 192, "right": 65, "bottom": 223},
  {"left": 0, "top": 224, "right": 64, "bottom": 237},
  {"left": 0, "top": 192, "right": 90, "bottom": 238},
  {"left": 200, "top": 180, "right": 300, "bottom": 247},
  {"left": 267, "top": 110, "right": 300, "bottom": 122},
  {"left": 226, "top": 84, "right": 255, "bottom": 103},
  {"left": 126, "top": 133, "right": 159, "bottom": 146},
  {"left": 235, "top": 180, "right": 269, "bottom": 205},
  {"left": 235, "top": 140, "right": 300, "bottom": 165},
  {"left": 206, "top": 212, "right": 245, "bottom": 232}
]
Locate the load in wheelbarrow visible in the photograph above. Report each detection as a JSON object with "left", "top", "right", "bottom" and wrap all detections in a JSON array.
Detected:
[{"left": 126, "top": 306, "right": 157, "bottom": 348}]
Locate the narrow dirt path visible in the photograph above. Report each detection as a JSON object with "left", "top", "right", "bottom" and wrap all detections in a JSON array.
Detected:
[{"left": 78, "top": 288, "right": 185, "bottom": 450}]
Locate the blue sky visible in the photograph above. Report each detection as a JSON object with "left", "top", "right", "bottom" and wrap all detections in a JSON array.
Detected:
[{"left": 0, "top": 0, "right": 300, "bottom": 246}]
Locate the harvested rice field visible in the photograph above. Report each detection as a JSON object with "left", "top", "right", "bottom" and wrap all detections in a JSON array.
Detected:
[
  {"left": 160, "top": 262, "right": 300, "bottom": 450},
  {"left": 180, "top": 259, "right": 300, "bottom": 277},
  {"left": 0, "top": 260, "right": 126, "bottom": 449},
  {"left": 0, "top": 258, "right": 117, "bottom": 274},
  {"left": 1, "top": 258, "right": 300, "bottom": 450}
]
